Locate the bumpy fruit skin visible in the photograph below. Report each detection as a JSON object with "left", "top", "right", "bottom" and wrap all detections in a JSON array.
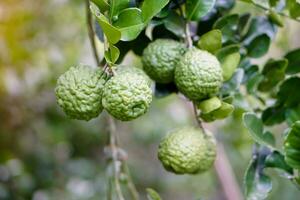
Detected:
[
  {"left": 55, "top": 65, "right": 107, "bottom": 121},
  {"left": 142, "top": 39, "right": 186, "bottom": 83},
  {"left": 116, "top": 66, "right": 152, "bottom": 86},
  {"left": 175, "top": 49, "right": 223, "bottom": 101},
  {"left": 158, "top": 127, "right": 216, "bottom": 174},
  {"left": 102, "top": 71, "right": 152, "bottom": 121}
]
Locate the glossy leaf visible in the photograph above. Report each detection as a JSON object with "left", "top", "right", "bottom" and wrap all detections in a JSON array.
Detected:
[
  {"left": 244, "top": 159, "right": 272, "bottom": 200},
  {"left": 265, "top": 151, "right": 293, "bottom": 175},
  {"left": 90, "top": 3, "right": 121, "bottom": 44},
  {"left": 197, "top": 29, "right": 222, "bottom": 54},
  {"left": 243, "top": 113, "right": 275, "bottom": 148},
  {"left": 285, "top": 48, "right": 300, "bottom": 74},
  {"left": 186, "top": 0, "right": 216, "bottom": 21},
  {"left": 141, "top": 0, "right": 170, "bottom": 22},
  {"left": 262, "top": 105, "right": 285, "bottom": 126},
  {"left": 213, "top": 14, "right": 239, "bottom": 43},
  {"left": 113, "top": 8, "right": 145, "bottom": 41},
  {"left": 109, "top": 0, "right": 129, "bottom": 21},
  {"left": 284, "top": 121, "right": 300, "bottom": 169},
  {"left": 221, "top": 68, "right": 244, "bottom": 95},
  {"left": 246, "top": 34, "right": 271, "bottom": 58},
  {"left": 91, "top": 0, "right": 110, "bottom": 12},
  {"left": 217, "top": 48, "right": 240, "bottom": 81},
  {"left": 277, "top": 77, "right": 300, "bottom": 107},
  {"left": 285, "top": 106, "right": 300, "bottom": 126},
  {"left": 287, "top": 0, "right": 300, "bottom": 18},
  {"left": 258, "top": 59, "right": 288, "bottom": 91},
  {"left": 163, "top": 11, "right": 185, "bottom": 38}
]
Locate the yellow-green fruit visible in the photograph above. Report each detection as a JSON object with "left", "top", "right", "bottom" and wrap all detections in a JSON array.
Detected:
[
  {"left": 102, "top": 70, "right": 152, "bottom": 121},
  {"left": 158, "top": 127, "right": 216, "bottom": 174},
  {"left": 55, "top": 65, "right": 107, "bottom": 121},
  {"left": 175, "top": 49, "right": 223, "bottom": 101},
  {"left": 142, "top": 39, "right": 186, "bottom": 83}
]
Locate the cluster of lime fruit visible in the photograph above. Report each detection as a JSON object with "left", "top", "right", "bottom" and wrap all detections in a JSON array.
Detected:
[
  {"left": 55, "top": 65, "right": 152, "bottom": 121},
  {"left": 142, "top": 39, "right": 235, "bottom": 174},
  {"left": 55, "top": 38, "right": 234, "bottom": 175}
]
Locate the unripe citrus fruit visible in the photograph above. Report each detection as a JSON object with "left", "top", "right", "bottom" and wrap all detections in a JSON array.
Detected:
[
  {"left": 102, "top": 69, "right": 152, "bottom": 121},
  {"left": 142, "top": 39, "right": 186, "bottom": 83},
  {"left": 175, "top": 49, "right": 223, "bottom": 101},
  {"left": 55, "top": 64, "right": 107, "bottom": 121},
  {"left": 158, "top": 127, "right": 216, "bottom": 174}
]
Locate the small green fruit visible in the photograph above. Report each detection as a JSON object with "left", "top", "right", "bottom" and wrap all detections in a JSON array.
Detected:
[
  {"left": 102, "top": 70, "right": 152, "bottom": 121},
  {"left": 158, "top": 127, "right": 216, "bottom": 174},
  {"left": 142, "top": 39, "right": 186, "bottom": 83},
  {"left": 55, "top": 64, "right": 107, "bottom": 121},
  {"left": 175, "top": 49, "right": 223, "bottom": 101}
]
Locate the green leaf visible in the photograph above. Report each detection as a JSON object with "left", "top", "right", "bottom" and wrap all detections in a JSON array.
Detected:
[
  {"left": 262, "top": 105, "right": 286, "bottom": 126},
  {"left": 285, "top": 48, "right": 300, "bottom": 74},
  {"left": 277, "top": 77, "right": 300, "bottom": 107},
  {"left": 146, "top": 188, "right": 162, "bottom": 200},
  {"left": 186, "top": 0, "right": 216, "bottom": 21},
  {"left": 145, "top": 20, "right": 164, "bottom": 40},
  {"left": 91, "top": 0, "right": 110, "bottom": 12},
  {"left": 163, "top": 11, "right": 185, "bottom": 38},
  {"left": 252, "top": 0, "right": 270, "bottom": 8},
  {"left": 197, "top": 97, "right": 222, "bottom": 114},
  {"left": 258, "top": 59, "right": 288, "bottom": 91},
  {"left": 285, "top": 105, "right": 300, "bottom": 126},
  {"left": 109, "top": 0, "right": 129, "bottom": 21},
  {"left": 213, "top": 14, "right": 239, "bottom": 44},
  {"left": 265, "top": 151, "right": 293, "bottom": 175},
  {"left": 197, "top": 29, "right": 222, "bottom": 54},
  {"left": 287, "top": 0, "right": 300, "bottom": 18},
  {"left": 268, "top": 10, "right": 284, "bottom": 27},
  {"left": 243, "top": 17, "right": 276, "bottom": 45},
  {"left": 218, "top": 51, "right": 240, "bottom": 81},
  {"left": 104, "top": 44, "right": 120, "bottom": 64},
  {"left": 244, "top": 159, "right": 272, "bottom": 200},
  {"left": 113, "top": 8, "right": 145, "bottom": 41},
  {"left": 243, "top": 113, "right": 275, "bottom": 148},
  {"left": 246, "top": 73, "right": 264, "bottom": 94},
  {"left": 141, "top": 0, "right": 170, "bottom": 23},
  {"left": 284, "top": 121, "right": 300, "bottom": 169},
  {"left": 90, "top": 4, "right": 121, "bottom": 44},
  {"left": 246, "top": 34, "right": 271, "bottom": 58}
]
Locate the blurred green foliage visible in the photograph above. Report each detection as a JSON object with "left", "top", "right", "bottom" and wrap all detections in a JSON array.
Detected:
[{"left": 0, "top": 0, "right": 300, "bottom": 200}]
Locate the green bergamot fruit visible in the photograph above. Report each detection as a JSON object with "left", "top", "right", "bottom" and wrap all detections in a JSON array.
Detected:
[
  {"left": 142, "top": 39, "right": 186, "bottom": 83},
  {"left": 116, "top": 66, "right": 152, "bottom": 86},
  {"left": 102, "top": 70, "right": 152, "bottom": 121},
  {"left": 175, "top": 49, "right": 223, "bottom": 101},
  {"left": 158, "top": 127, "right": 216, "bottom": 174},
  {"left": 55, "top": 64, "right": 107, "bottom": 121}
]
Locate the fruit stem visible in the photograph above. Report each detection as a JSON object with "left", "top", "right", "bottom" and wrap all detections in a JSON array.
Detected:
[
  {"left": 85, "top": 0, "right": 101, "bottom": 66},
  {"left": 107, "top": 116, "right": 126, "bottom": 200},
  {"left": 192, "top": 103, "right": 206, "bottom": 135}
]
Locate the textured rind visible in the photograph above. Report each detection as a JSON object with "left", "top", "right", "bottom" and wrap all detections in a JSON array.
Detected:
[
  {"left": 142, "top": 39, "right": 186, "bottom": 83},
  {"left": 175, "top": 49, "right": 223, "bottom": 101},
  {"left": 158, "top": 127, "right": 216, "bottom": 174},
  {"left": 102, "top": 71, "right": 152, "bottom": 121},
  {"left": 116, "top": 66, "right": 152, "bottom": 86},
  {"left": 55, "top": 65, "right": 107, "bottom": 121}
]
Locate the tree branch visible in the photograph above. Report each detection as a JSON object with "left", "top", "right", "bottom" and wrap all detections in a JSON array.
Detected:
[{"left": 85, "top": 0, "right": 101, "bottom": 66}]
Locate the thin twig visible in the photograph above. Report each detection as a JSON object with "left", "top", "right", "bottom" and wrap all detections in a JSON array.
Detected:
[
  {"left": 192, "top": 103, "right": 206, "bottom": 133},
  {"left": 85, "top": 0, "right": 101, "bottom": 66},
  {"left": 108, "top": 116, "right": 126, "bottom": 200},
  {"left": 122, "top": 162, "right": 140, "bottom": 200},
  {"left": 240, "top": 0, "right": 300, "bottom": 23}
]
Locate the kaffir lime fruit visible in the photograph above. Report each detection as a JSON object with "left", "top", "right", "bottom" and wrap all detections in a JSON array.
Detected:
[
  {"left": 158, "top": 127, "right": 216, "bottom": 174},
  {"left": 142, "top": 39, "right": 186, "bottom": 83},
  {"left": 55, "top": 64, "right": 107, "bottom": 121},
  {"left": 175, "top": 49, "right": 223, "bottom": 101},
  {"left": 102, "top": 70, "right": 152, "bottom": 121}
]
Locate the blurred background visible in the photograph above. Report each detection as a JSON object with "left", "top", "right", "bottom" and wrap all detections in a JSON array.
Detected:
[{"left": 1, "top": 0, "right": 300, "bottom": 199}]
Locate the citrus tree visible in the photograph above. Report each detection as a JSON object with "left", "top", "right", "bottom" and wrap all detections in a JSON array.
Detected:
[{"left": 55, "top": 0, "right": 300, "bottom": 199}]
